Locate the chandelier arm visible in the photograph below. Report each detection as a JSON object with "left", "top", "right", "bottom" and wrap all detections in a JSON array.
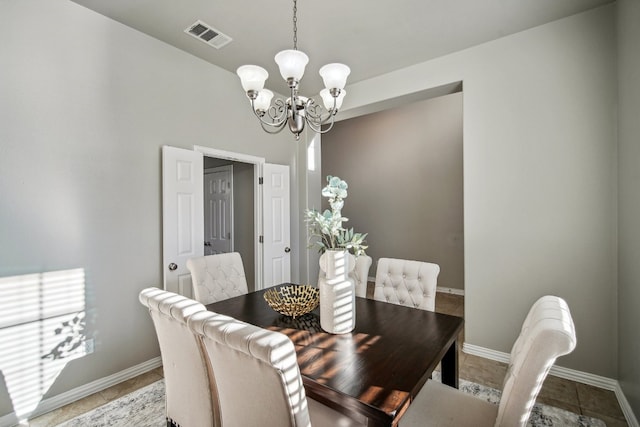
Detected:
[
  {"left": 305, "top": 110, "right": 338, "bottom": 134},
  {"left": 260, "top": 120, "right": 288, "bottom": 134},
  {"left": 304, "top": 102, "right": 337, "bottom": 127},
  {"left": 250, "top": 98, "right": 288, "bottom": 129},
  {"left": 304, "top": 103, "right": 323, "bottom": 121},
  {"left": 267, "top": 98, "right": 289, "bottom": 122}
]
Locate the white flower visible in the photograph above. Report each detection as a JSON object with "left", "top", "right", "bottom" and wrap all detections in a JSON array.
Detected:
[{"left": 304, "top": 175, "right": 367, "bottom": 255}]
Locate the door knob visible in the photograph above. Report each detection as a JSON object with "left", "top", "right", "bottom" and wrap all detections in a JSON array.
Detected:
[
  {"left": 284, "top": 247, "right": 291, "bottom": 253},
  {"left": 168, "top": 263, "right": 178, "bottom": 271}
]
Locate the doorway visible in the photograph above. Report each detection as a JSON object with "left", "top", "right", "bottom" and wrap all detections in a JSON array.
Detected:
[
  {"left": 203, "top": 157, "right": 256, "bottom": 290},
  {"left": 162, "top": 145, "right": 292, "bottom": 296}
]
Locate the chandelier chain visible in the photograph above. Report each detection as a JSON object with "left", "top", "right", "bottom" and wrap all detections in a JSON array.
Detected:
[{"left": 293, "top": 0, "right": 298, "bottom": 50}]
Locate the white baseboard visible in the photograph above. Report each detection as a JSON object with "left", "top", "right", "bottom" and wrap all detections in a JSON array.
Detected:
[
  {"left": 463, "top": 343, "right": 639, "bottom": 427},
  {"left": 0, "top": 356, "right": 162, "bottom": 427},
  {"left": 615, "top": 386, "right": 640, "bottom": 427},
  {"left": 436, "top": 286, "right": 465, "bottom": 296}
]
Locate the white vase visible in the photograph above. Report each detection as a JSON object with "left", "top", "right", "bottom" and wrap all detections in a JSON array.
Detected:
[{"left": 318, "top": 249, "right": 356, "bottom": 334}]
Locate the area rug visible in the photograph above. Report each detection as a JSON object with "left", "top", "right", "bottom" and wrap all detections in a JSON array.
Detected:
[{"left": 58, "top": 377, "right": 605, "bottom": 427}]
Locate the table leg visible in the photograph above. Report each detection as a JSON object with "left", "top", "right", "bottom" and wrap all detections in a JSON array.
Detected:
[{"left": 440, "top": 339, "right": 459, "bottom": 388}]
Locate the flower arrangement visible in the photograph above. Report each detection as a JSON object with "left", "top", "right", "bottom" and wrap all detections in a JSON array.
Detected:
[{"left": 304, "top": 175, "right": 368, "bottom": 256}]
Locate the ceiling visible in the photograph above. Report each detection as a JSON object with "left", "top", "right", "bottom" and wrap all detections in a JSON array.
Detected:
[{"left": 71, "top": 0, "right": 611, "bottom": 97}]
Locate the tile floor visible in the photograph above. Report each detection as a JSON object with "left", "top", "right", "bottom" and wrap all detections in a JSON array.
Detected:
[{"left": 28, "top": 292, "right": 628, "bottom": 426}]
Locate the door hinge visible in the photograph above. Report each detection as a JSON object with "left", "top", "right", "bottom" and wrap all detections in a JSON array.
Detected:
[
  {"left": 259, "top": 235, "right": 264, "bottom": 243},
  {"left": 259, "top": 177, "right": 264, "bottom": 185}
]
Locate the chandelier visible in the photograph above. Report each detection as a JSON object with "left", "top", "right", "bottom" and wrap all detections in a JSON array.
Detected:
[{"left": 236, "top": 0, "right": 350, "bottom": 140}]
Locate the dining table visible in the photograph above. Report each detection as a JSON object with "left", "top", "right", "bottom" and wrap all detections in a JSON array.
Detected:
[{"left": 206, "top": 284, "right": 464, "bottom": 427}]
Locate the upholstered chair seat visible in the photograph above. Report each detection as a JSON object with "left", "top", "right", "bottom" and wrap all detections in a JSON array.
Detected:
[
  {"left": 139, "top": 287, "right": 220, "bottom": 427},
  {"left": 188, "top": 310, "right": 365, "bottom": 427},
  {"left": 319, "top": 254, "right": 372, "bottom": 298},
  {"left": 400, "top": 295, "right": 577, "bottom": 427},
  {"left": 186, "top": 252, "right": 249, "bottom": 305},
  {"left": 373, "top": 257, "right": 440, "bottom": 311}
]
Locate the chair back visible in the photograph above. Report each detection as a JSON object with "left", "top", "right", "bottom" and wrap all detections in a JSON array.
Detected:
[
  {"left": 186, "top": 252, "right": 249, "bottom": 305},
  {"left": 495, "top": 295, "right": 577, "bottom": 427},
  {"left": 319, "top": 254, "right": 372, "bottom": 298},
  {"left": 139, "top": 287, "right": 219, "bottom": 427},
  {"left": 189, "top": 311, "right": 312, "bottom": 427},
  {"left": 373, "top": 258, "right": 439, "bottom": 311}
]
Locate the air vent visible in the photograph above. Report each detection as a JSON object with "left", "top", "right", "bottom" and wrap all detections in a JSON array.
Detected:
[{"left": 184, "top": 20, "right": 232, "bottom": 49}]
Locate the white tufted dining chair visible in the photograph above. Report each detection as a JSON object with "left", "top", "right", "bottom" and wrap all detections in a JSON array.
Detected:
[
  {"left": 373, "top": 258, "right": 440, "bottom": 311},
  {"left": 139, "top": 287, "right": 220, "bottom": 427},
  {"left": 186, "top": 252, "right": 249, "bottom": 305},
  {"left": 400, "top": 295, "right": 577, "bottom": 427},
  {"left": 319, "top": 254, "right": 372, "bottom": 298},
  {"left": 188, "top": 310, "right": 366, "bottom": 427}
]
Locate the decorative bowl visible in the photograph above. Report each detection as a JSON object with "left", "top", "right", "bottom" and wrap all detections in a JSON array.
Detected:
[{"left": 264, "top": 285, "right": 320, "bottom": 318}]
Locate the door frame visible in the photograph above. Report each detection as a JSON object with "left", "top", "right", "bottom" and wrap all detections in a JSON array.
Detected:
[{"left": 194, "top": 146, "right": 266, "bottom": 290}]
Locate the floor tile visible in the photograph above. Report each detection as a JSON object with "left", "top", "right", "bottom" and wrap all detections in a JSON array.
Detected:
[
  {"left": 576, "top": 382, "right": 626, "bottom": 420},
  {"left": 150, "top": 365, "right": 164, "bottom": 378},
  {"left": 459, "top": 353, "right": 507, "bottom": 390},
  {"left": 537, "top": 374, "right": 580, "bottom": 407},
  {"left": 28, "top": 392, "right": 108, "bottom": 427},
  {"left": 98, "top": 369, "right": 163, "bottom": 401}
]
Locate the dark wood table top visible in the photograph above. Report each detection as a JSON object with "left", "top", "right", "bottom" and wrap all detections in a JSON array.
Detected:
[{"left": 206, "top": 285, "right": 464, "bottom": 427}]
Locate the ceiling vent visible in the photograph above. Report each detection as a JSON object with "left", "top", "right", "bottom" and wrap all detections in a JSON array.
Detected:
[{"left": 184, "top": 20, "right": 232, "bottom": 49}]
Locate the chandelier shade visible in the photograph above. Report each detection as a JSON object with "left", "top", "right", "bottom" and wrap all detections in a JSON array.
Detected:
[
  {"left": 236, "top": 0, "right": 349, "bottom": 140},
  {"left": 319, "top": 63, "right": 351, "bottom": 91},
  {"left": 253, "top": 89, "right": 274, "bottom": 112},
  {"left": 274, "top": 49, "right": 309, "bottom": 82},
  {"left": 236, "top": 65, "right": 268, "bottom": 92},
  {"left": 320, "top": 89, "right": 346, "bottom": 111}
]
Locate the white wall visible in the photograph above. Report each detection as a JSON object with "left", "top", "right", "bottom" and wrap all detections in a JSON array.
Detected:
[
  {"left": 617, "top": 0, "right": 640, "bottom": 416},
  {"left": 0, "top": 0, "right": 297, "bottom": 419},
  {"left": 342, "top": 5, "right": 617, "bottom": 377}
]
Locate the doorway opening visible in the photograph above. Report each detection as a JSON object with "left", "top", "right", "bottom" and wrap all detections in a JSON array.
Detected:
[
  {"left": 202, "top": 157, "right": 256, "bottom": 290},
  {"left": 196, "top": 146, "right": 264, "bottom": 292}
]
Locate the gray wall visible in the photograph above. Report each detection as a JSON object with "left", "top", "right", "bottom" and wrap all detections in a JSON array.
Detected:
[
  {"left": 321, "top": 93, "right": 464, "bottom": 290},
  {"left": 342, "top": 5, "right": 617, "bottom": 377},
  {"left": 203, "top": 158, "right": 256, "bottom": 290},
  {"left": 617, "top": 0, "right": 640, "bottom": 415},
  {"left": 0, "top": 0, "right": 296, "bottom": 419}
]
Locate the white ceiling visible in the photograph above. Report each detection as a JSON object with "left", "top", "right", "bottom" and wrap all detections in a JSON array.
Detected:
[{"left": 71, "top": 0, "right": 611, "bottom": 97}]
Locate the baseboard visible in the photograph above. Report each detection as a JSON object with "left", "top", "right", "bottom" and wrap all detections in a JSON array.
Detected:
[
  {"left": 463, "top": 343, "right": 639, "bottom": 427},
  {"left": 436, "top": 286, "right": 465, "bottom": 296},
  {"left": 0, "top": 356, "right": 162, "bottom": 427},
  {"left": 615, "top": 386, "right": 640, "bottom": 427}
]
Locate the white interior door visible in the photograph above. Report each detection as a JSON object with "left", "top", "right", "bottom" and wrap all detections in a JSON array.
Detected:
[
  {"left": 204, "top": 165, "right": 233, "bottom": 255},
  {"left": 162, "top": 146, "right": 204, "bottom": 297},
  {"left": 263, "top": 163, "right": 291, "bottom": 287}
]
